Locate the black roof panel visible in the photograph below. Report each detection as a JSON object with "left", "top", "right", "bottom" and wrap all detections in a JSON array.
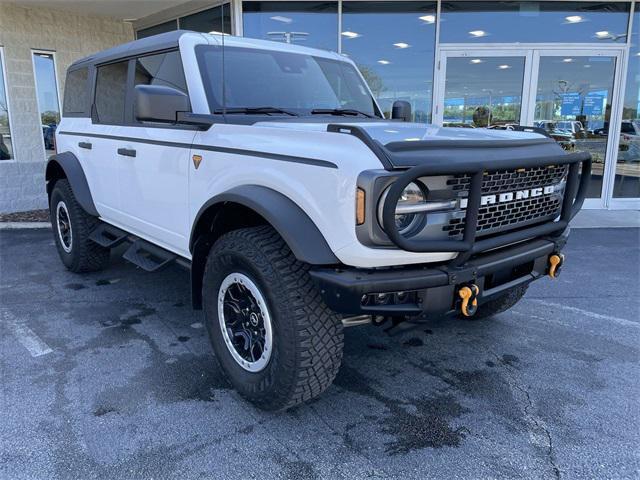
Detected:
[{"left": 70, "top": 30, "right": 195, "bottom": 69}]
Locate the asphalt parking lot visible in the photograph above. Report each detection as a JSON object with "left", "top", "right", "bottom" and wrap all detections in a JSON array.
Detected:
[{"left": 1, "top": 227, "right": 639, "bottom": 479}]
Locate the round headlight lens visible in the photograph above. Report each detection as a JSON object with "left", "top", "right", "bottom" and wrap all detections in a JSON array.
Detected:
[{"left": 379, "top": 181, "right": 427, "bottom": 236}]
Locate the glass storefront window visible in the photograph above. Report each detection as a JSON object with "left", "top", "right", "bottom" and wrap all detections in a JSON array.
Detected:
[
  {"left": 341, "top": 2, "right": 436, "bottom": 122},
  {"left": 534, "top": 55, "right": 617, "bottom": 198},
  {"left": 137, "top": 20, "right": 178, "bottom": 40},
  {"left": 242, "top": 1, "right": 338, "bottom": 51},
  {"left": 440, "top": 2, "right": 630, "bottom": 44},
  {"left": 32, "top": 51, "right": 60, "bottom": 157},
  {"left": 181, "top": 4, "right": 232, "bottom": 35},
  {"left": 613, "top": 10, "right": 639, "bottom": 198},
  {"left": 0, "top": 48, "right": 13, "bottom": 160},
  {"left": 443, "top": 56, "right": 526, "bottom": 127}
]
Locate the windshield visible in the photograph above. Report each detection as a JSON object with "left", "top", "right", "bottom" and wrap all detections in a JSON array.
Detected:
[{"left": 196, "top": 45, "right": 381, "bottom": 117}]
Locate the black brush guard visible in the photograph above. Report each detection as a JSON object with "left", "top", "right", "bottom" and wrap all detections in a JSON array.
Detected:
[
  {"left": 314, "top": 125, "right": 592, "bottom": 316},
  {"left": 380, "top": 151, "right": 592, "bottom": 264}
]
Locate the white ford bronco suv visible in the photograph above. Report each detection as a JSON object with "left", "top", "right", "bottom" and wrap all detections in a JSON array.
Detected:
[{"left": 47, "top": 31, "right": 591, "bottom": 410}]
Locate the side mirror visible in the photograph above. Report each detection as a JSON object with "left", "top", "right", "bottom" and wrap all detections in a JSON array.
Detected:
[
  {"left": 391, "top": 100, "right": 412, "bottom": 122},
  {"left": 135, "top": 84, "right": 190, "bottom": 123}
]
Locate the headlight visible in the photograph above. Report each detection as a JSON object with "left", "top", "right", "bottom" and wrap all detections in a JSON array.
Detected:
[{"left": 378, "top": 181, "right": 428, "bottom": 236}]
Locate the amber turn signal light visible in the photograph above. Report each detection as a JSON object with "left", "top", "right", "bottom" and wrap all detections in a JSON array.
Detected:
[{"left": 356, "top": 188, "right": 366, "bottom": 225}]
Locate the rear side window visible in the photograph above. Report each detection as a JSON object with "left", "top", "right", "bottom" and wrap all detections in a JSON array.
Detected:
[
  {"left": 95, "top": 61, "right": 128, "bottom": 124},
  {"left": 133, "top": 50, "right": 188, "bottom": 94},
  {"left": 63, "top": 67, "right": 89, "bottom": 116}
]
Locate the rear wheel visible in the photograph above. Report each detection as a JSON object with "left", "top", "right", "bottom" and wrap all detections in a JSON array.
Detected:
[
  {"left": 202, "top": 225, "right": 344, "bottom": 410},
  {"left": 463, "top": 284, "right": 528, "bottom": 320},
  {"left": 49, "top": 179, "right": 110, "bottom": 273}
]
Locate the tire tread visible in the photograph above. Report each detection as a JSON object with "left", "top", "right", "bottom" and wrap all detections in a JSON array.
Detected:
[
  {"left": 203, "top": 225, "right": 343, "bottom": 410},
  {"left": 50, "top": 179, "right": 109, "bottom": 273}
]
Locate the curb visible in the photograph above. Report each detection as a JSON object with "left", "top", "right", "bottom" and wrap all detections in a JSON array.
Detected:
[{"left": 0, "top": 222, "right": 51, "bottom": 230}]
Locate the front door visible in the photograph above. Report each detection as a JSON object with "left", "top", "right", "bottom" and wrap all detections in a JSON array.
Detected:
[
  {"left": 115, "top": 50, "right": 196, "bottom": 255},
  {"left": 435, "top": 47, "right": 625, "bottom": 208}
]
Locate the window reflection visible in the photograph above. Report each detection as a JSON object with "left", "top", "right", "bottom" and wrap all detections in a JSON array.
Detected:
[
  {"left": 440, "top": 2, "right": 630, "bottom": 44},
  {"left": 443, "top": 56, "right": 525, "bottom": 128},
  {"left": 33, "top": 52, "right": 60, "bottom": 156},
  {"left": 613, "top": 10, "right": 639, "bottom": 198},
  {"left": 181, "top": 4, "right": 232, "bottom": 35},
  {"left": 341, "top": 2, "right": 436, "bottom": 122},
  {"left": 242, "top": 1, "right": 338, "bottom": 51},
  {"left": 534, "top": 56, "right": 617, "bottom": 198},
  {"left": 137, "top": 20, "right": 178, "bottom": 39},
  {"left": 0, "top": 49, "right": 13, "bottom": 160}
]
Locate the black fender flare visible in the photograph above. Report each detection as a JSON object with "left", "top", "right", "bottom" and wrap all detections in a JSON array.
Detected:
[
  {"left": 190, "top": 185, "right": 339, "bottom": 265},
  {"left": 46, "top": 152, "right": 98, "bottom": 217}
]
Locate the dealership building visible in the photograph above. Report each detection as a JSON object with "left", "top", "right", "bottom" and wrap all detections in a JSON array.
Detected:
[{"left": 0, "top": 0, "right": 638, "bottom": 213}]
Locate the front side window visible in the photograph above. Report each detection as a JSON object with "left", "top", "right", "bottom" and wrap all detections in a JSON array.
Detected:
[
  {"left": 196, "top": 45, "right": 380, "bottom": 117},
  {"left": 0, "top": 48, "right": 13, "bottom": 160},
  {"left": 63, "top": 67, "right": 89, "bottom": 116},
  {"left": 95, "top": 61, "right": 128, "bottom": 124},
  {"left": 134, "top": 50, "right": 188, "bottom": 94},
  {"left": 33, "top": 51, "right": 61, "bottom": 156}
]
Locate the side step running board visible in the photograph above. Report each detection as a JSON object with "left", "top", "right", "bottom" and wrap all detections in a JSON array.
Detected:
[
  {"left": 89, "top": 223, "right": 128, "bottom": 248},
  {"left": 123, "top": 239, "right": 177, "bottom": 272}
]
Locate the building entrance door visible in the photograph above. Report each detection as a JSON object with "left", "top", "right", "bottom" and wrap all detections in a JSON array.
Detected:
[
  {"left": 436, "top": 50, "right": 534, "bottom": 129},
  {"left": 435, "top": 47, "right": 626, "bottom": 208}
]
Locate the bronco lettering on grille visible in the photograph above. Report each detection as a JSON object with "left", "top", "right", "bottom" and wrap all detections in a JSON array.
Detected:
[{"left": 459, "top": 185, "right": 556, "bottom": 209}]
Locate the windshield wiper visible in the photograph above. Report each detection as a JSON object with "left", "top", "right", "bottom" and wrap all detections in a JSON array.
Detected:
[
  {"left": 213, "top": 107, "right": 298, "bottom": 116},
  {"left": 310, "top": 108, "right": 375, "bottom": 118}
]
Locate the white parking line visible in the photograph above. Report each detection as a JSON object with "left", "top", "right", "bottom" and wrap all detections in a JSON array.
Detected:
[
  {"left": 3, "top": 311, "right": 53, "bottom": 357},
  {"left": 527, "top": 299, "right": 639, "bottom": 329}
]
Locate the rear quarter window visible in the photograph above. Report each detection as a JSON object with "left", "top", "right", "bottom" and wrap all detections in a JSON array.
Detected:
[{"left": 63, "top": 67, "right": 89, "bottom": 116}]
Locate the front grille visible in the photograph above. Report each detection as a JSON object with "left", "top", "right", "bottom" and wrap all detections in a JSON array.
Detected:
[
  {"left": 443, "top": 165, "right": 567, "bottom": 239},
  {"left": 447, "top": 165, "right": 568, "bottom": 194}
]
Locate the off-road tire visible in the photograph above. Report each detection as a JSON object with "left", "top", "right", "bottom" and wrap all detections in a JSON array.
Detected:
[
  {"left": 202, "top": 225, "right": 344, "bottom": 411},
  {"left": 49, "top": 179, "right": 110, "bottom": 273},
  {"left": 463, "top": 284, "right": 529, "bottom": 320}
]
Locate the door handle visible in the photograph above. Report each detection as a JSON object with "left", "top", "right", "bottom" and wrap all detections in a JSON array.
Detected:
[
  {"left": 117, "top": 148, "right": 136, "bottom": 157},
  {"left": 78, "top": 142, "right": 92, "bottom": 150}
]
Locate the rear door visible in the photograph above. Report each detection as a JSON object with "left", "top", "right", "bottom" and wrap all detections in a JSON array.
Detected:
[
  {"left": 86, "top": 59, "right": 130, "bottom": 217},
  {"left": 112, "top": 50, "right": 196, "bottom": 255}
]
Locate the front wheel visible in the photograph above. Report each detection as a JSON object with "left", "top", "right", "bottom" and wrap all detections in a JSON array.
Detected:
[{"left": 202, "top": 226, "right": 344, "bottom": 411}]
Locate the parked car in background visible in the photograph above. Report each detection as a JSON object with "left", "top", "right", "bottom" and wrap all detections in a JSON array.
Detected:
[
  {"left": 534, "top": 120, "right": 556, "bottom": 132},
  {"left": 594, "top": 120, "right": 640, "bottom": 160},
  {"left": 533, "top": 120, "right": 576, "bottom": 151},
  {"left": 0, "top": 133, "right": 10, "bottom": 160},
  {"left": 42, "top": 124, "right": 57, "bottom": 150},
  {"left": 555, "top": 120, "right": 585, "bottom": 138}
]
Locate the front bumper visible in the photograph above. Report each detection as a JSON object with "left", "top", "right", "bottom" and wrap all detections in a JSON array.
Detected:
[{"left": 310, "top": 233, "right": 566, "bottom": 316}]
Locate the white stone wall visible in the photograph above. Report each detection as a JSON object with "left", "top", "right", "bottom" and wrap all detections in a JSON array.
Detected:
[{"left": 0, "top": 2, "right": 133, "bottom": 213}]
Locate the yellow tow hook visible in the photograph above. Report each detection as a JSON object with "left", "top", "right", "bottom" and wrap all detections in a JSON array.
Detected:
[
  {"left": 548, "top": 253, "right": 565, "bottom": 279},
  {"left": 458, "top": 284, "right": 480, "bottom": 317}
]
